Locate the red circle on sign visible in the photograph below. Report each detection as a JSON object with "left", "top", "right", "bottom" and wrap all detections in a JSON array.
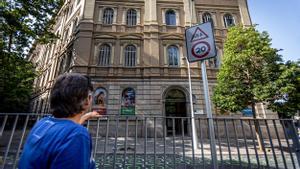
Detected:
[{"left": 191, "top": 41, "right": 211, "bottom": 58}]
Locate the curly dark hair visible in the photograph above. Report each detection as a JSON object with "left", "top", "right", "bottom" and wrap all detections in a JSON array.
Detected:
[{"left": 50, "top": 73, "right": 93, "bottom": 118}]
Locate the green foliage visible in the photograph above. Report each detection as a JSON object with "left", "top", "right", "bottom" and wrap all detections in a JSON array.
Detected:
[
  {"left": 0, "top": 0, "right": 63, "bottom": 56},
  {"left": 212, "top": 25, "right": 282, "bottom": 115},
  {"left": 0, "top": 0, "right": 63, "bottom": 112},
  {"left": 268, "top": 61, "right": 300, "bottom": 118},
  {"left": 0, "top": 53, "right": 36, "bottom": 112}
]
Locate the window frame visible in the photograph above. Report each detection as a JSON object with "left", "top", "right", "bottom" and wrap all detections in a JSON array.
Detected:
[
  {"left": 124, "top": 45, "right": 137, "bottom": 67},
  {"left": 98, "top": 44, "right": 111, "bottom": 66},
  {"left": 63, "top": 28, "right": 70, "bottom": 42},
  {"left": 165, "top": 9, "right": 176, "bottom": 26},
  {"left": 224, "top": 14, "right": 235, "bottom": 28},
  {"left": 126, "top": 9, "right": 137, "bottom": 26},
  {"left": 103, "top": 8, "right": 114, "bottom": 25},
  {"left": 202, "top": 12, "right": 214, "bottom": 26},
  {"left": 167, "top": 45, "right": 180, "bottom": 67},
  {"left": 72, "top": 18, "right": 78, "bottom": 32}
]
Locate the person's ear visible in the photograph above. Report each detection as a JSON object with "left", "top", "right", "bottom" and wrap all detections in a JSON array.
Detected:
[
  {"left": 87, "top": 92, "right": 93, "bottom": 103},
  {"left": 83, "top": 95, "right": 92, "bottom": 107},
  {"left": 89, "top": 94, "right": 93, "bottom": 103},
  {"left": 81, "top": 98, "right": 88, "bottom": 109}
]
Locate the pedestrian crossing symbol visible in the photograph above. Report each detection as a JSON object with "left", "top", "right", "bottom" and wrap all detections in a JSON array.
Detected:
[{"left": 190, "top": 27, "right": 209, "bottom": 42}]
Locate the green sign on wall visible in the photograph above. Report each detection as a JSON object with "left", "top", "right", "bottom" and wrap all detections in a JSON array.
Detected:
[{"left": 121, "top": 106, "right": 135, "bottom": 115}]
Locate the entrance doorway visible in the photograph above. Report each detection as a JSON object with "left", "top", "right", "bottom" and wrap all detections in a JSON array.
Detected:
[{"left": 165, "top": 89, "right": 187, "bottom": 135}]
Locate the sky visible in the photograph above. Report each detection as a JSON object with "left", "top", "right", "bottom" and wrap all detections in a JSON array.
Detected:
[{"left": 247, "top": 0, "right": 300, "bottom": 62}]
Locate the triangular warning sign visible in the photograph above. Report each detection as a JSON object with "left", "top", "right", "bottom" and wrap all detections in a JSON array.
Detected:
[{"left": 190, "top": 27, "right": 209, "bottom": 42}]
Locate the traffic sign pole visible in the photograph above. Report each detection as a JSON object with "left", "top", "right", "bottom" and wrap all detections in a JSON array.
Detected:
[
  {"left": 201, "top": 61, "right": 218, "bottom": 169},
  {"left": 186, "top": 61, "right": 198, "bottom": 150},
  {"left": 187, "top": 0, "right": 198, "bottom": 151},
  {"left": 187, "top": 1, "right": 218, "bottom": 168}
]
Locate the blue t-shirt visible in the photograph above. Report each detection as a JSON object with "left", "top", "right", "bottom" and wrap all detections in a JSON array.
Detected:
[{"left": 19, "top": 117, "right": 95, "bottom": 169}]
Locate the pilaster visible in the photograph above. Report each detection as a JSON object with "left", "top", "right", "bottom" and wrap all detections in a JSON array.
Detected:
[
  {"left": 82, "top": 0, "right": 96, "bottom": 22},
  {"left": 144, "top": 0, "right": 157, "bottom": 25},
  {"left": 238, "top": 0, "right": 252, "bottom": 26}
]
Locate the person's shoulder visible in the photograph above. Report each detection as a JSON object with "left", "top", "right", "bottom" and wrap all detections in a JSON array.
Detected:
[
  {"left": 74, "top": 124, "right": 89, "bottom": 134},
  {"left": 31, "top": 116, "right": 52, "bottom": 129},
  {"left": 64, "top": 128, "right": 90, "bottom": 144},
  {"left": 44, "top": 117, "right": 89, "bottom": 136},
  {"left": 50, "top": 120, "right": 90, "bottom": 143},
  {"left": 67, "top": 123, "right": 90, "bottom": 138}
]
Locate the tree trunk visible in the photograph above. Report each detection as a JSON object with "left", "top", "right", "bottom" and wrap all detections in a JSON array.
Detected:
[{"left": 252, "top": 103, "right": 265, "bottom": 151}]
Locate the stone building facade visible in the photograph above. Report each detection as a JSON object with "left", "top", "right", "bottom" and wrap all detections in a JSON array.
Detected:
[{"left": 28, "top": 0, "right": 252, "bottom": 119}]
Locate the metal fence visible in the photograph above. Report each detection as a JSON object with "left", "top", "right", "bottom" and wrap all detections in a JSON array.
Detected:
[{"left": 0, "top": 113, "right": 300, "bottom": 169}]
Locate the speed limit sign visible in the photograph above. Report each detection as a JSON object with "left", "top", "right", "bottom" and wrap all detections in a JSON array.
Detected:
[
  {"left": 191, "top": 41, "right": 211, "bottom": 58},
  {"left": 185, "top": 22, "right": 216, "bottom": 62}
]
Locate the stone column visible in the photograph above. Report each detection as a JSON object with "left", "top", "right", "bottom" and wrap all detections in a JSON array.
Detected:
[
  {"left": 144, "top": 0, "right": 157, "bottom": 25},
  {"left": 144, "top": 0, "right": 159, "bottom": 67},
  {"left": 72, "top": 0, "right": 95, "bottom": 73},
  {"left": 82, "top": 0, "right": 95, "bottom": 21},
  {"left": 183, "top": 0, "right": 197, "bottom": 26},
  {"left": 238, "top": 0, "right": 252, "bottom": 26},
  {"left": 183, "top": 0, "right": 192, "bottom": 26}
]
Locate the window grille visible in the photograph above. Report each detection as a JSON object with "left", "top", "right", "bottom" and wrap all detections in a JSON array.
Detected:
[
  {"left": 168, "top": 45, "right": 179, "bottom": 66},
  {"left": 224, "top": 14, "right": 235, "bottom": 28},
  {"left": 202, "top": 12, "right": 214, "bottom": 26},
  {"left": 127, "top": 9, "right": 137, "bottom": 26},
  {"left": 98, "top": 44, "right": 111, "bottom": 66},
  {"left": 103, "top": 8, "right": 114, "bottom": 24},
  {"left": 166, "top": 10, "right": 176, "bottom": 26},
  {"left": 124, "top": 45, "right": 136, "bottom": 67}
]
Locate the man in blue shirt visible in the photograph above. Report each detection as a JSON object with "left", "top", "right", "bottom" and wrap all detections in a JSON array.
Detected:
[{"left": 19, "top": 73, "right": 101, "bottom": 169}]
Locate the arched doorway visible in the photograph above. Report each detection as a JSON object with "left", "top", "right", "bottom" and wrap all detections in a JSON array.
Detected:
[{"left": 164, "top": 88, "right": 187, "bottom": 135}]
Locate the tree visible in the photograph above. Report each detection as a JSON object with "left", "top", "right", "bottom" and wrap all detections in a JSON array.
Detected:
[
  {"left": 212, "top": 25, "right": 282, "bottom": 150},
  {"left": 0, "top": 53, "right": 36, "bottom": 112},
  {"left": 268, "top": 61, "right": 300, "bottom": 118},
  {"left": 213, "top": 25, "right": 282, "bottom": 116},
  {"left": 0, "top": 0, "right": 63, "bottom": 112},
  {"left": 268, "top": 61, "right": 300, "bottom": 162},
  {"left": 0, "top": 0, "right": 63, "bottom": 56}
]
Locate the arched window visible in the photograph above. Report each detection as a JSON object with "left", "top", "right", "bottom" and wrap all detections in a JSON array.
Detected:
[
  {"left": 72, "top": 18, "right": 78, "bottom": 32},
  {"left": 168, "top": 45, "right": 179, "bottom": 66},
  {"left": 34, "top": 100, "right": 39, "bottom": 113},
  {"left": 206, "top": 50, "right": 220, "bottom": 68},
  {"left": 124, "top": 45, "right": 136, "bottom": 67},
  {"left": 65, "top": 8, "right": 69, "bottom": 18},
  {"left": 202, "top": 12, "right": 213, "bottom": 25},
  {"left": 98, "top": 44, "right": 111, "bottom": 66},
  {"left": 68, "top": 4, "right": 73, "bottom": 16},
  {"left": 165, "top": 10, "right": 176, "bottom": 26},
  {"left": 206, "top": 57, "right": 218, "bottom": 68},
  {"left": 103, "top": 8, "right": 114, "bottom": 24},
  {"left": 57, "top": 57, "right": 65, "bottom": 75},
  {"left": 63, "top": 28, "right": 69, "bottom": 41},
  {"left": 121, "top": 88, "right": 135, "bottom": 115},
  {"left": 92, "top": 88, "right": 107, "bottom": 115},
  {"left": 39, "top": 99, "right": 44, "bottom": 114},
  {"left": 127, "top": 9, "right": 137, "bottom": 26},
  {"left": 65, "top": 48, "right": 73, "bottom": 70},
  {"left": 224, "top": 14, "right": 235, "bottom": 28}
]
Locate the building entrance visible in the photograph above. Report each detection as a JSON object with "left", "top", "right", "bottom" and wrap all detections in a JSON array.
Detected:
[{"left": 165, "top": 89, "right": 187, "bottom": 135}]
